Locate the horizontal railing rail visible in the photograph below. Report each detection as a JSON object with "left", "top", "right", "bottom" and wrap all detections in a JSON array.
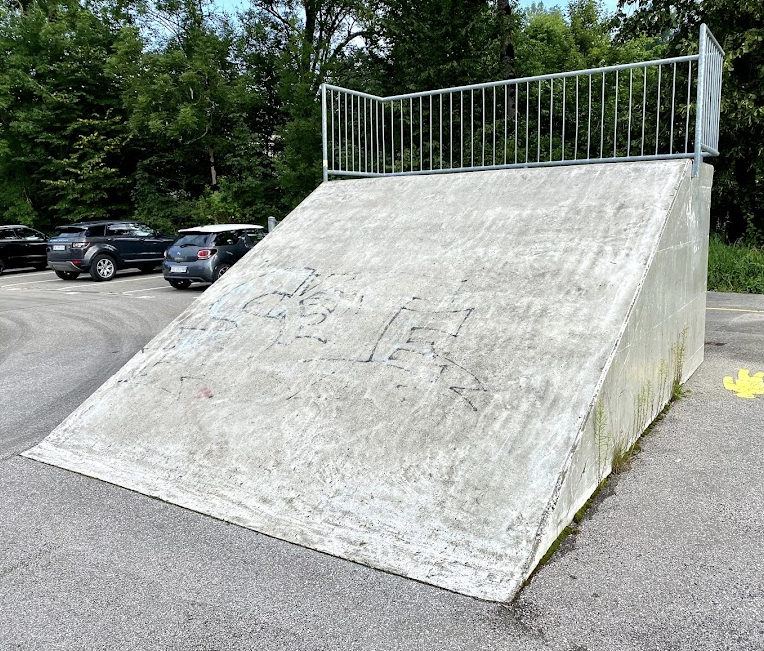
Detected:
[{"left": 320, "top": 24, "right": 723, "bottom": 181}]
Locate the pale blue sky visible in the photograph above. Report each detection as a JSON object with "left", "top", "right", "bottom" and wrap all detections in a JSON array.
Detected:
[{"left": 214, "top": 0, "right": 622, "bottom": 18}]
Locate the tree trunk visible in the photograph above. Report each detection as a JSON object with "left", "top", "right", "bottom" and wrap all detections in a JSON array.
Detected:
[
  {"left": 209, "top": 143, "right": 218, "bottom": 192},
  {"left": 497, "top": 0, "right": 516, "bottom": 80}
]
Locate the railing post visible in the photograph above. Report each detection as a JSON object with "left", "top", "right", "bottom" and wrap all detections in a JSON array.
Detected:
[
  {"left": 693, "top": 24, "right": 707, "bottom": 178},
  {"left": 321, "top": 83, "right": 329, "bottom": 182}
]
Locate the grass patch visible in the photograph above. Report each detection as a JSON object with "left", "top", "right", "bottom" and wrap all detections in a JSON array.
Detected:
[{"left": 708, "top": 235, "right": 764, "bottom": 293}]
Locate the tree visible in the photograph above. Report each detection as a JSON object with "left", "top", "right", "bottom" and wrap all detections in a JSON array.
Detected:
[
  {"left": 0, "top": 0, "right": 133, "bottom": 230},
  {"left": 614, "top": 0, "right": 764, "bottom": 242}
]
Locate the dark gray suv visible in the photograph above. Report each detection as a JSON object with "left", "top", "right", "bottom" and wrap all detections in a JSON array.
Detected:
[
  {"left": 163, "top": 224, "right": 265, "bottom": 289},
  {"left": 48, "top": 221, "right": 175, "bottom": 281}
]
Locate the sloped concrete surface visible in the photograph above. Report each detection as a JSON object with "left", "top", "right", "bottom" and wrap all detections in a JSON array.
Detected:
[{"left": 24, "top": 161, "right": 710, "bottom": 601}]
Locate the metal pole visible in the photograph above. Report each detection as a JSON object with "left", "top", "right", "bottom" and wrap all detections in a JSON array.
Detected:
[
  {"left": 321, "top": 83, "right": 328, "bottom": 181},
  {"left": 693, "top": 24, "right": 707, "bottom": 177}
]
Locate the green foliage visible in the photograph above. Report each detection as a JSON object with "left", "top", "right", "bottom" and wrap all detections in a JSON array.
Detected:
[
  {"left": 707, "top": 235, "right": 764, "bottom": 293},
  {"left": 0, "top": 0, "right": 132, "bottom": 230},
  {"left": 0, "top": 0, "right": 760, "bottom": 245},
  {"left": 615, "top": 0, "right": 764, "bottom": 243}
]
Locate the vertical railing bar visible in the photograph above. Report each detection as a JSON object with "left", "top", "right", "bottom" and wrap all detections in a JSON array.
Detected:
[
  {"left": 482, "top": 87, "right": 486, "bottom": 167},
  {"left": 450, "top": 92, "right": 453, "bottom": 169},
  {"left": 685, "top": 60, "right": 692, "bottom": 153},
  {"left": 641, "top": 66, "right": 647, "bottom": 156},
  {"left": 344, "top": 93, "right": 348, "bottom": 170},
  {"left": 368, "top": 97, "right": 373, "bottom": 174},
  {"left": 493, "top": 86, "right": 496, "bottom": 166},
  {"left": 537, "top": 80, "right": 541, "bottom": 163},
  {"left": 352, "top": 93, "right": 356, "bottom": 171},
  {"left": 460, "top": 91, "right": 463, "bottom": 169},
  {"left": 420, "top": 97, "right": 423, "bottom": 171},
  {"left": 587, "top": 74, "right": 592, "bottom": 159},
  {"left": 613, "top": 69, "right": 619, "bottom": 158},
  {"left": 362, "top": 96, "right": 366, "bottom": 173},
  {"left": 399, "top": 99, "right": 403, "bottom": 171},
  {"left": 390, "top": 101, "right": 395, "bottom": 172},
  {"left": 525, "top": 82, "right": 529, "bottom": 164},
  {"left": 504, "top": 84, "right": 508, "bottom": 165},
  {"left": 321, "top": 84, "right": 328, "bottom": 180},
  {"left": 655, "top": 64, "right": 662, "bottom": 155},
  {"left": 599, "top": 72, "right": 605, "bottom": 159},
  {"left": 330, "top": 89, "right": 335, "bottom": 172},
  {"left": 627, "top": 69, "right": 632, "bottom": 156},
  {"left": 514, "top": 83, "right": 518, "bottom": 164},
  {"left": 562, "top": 77, "right": 566, "bottom": 161},
  {"left": 712, "top": 50, "right": 720, "bottom": 146},
  {"left": 575, "top": 76, "right": 579, "bottom": 159},
  {"left": 430, "top": 94, "right": 433, "bottom": 170},
  {"left": 470, "top": 89, "right": 474, "bottom": 167},
  {"left": 549, "top": 78, "right": 553, "bottom": 161},
  {"left": 379, "top": 102, "right": 387, "bottom": 174},
  {"left": 440, "top": 93, "right": 443, "bottom": 169},
  {"left": 374, "top": 100, "right": 384, "bottom": 174},
  {"left": 670, "top": 62, "right": 676, "bottom": 154},
  {"left": 410, "top": 97, "right": 413, "bottom": 171}
]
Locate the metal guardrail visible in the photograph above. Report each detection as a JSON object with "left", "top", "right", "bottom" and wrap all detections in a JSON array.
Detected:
[{"left": 321, "top": 24, "right": 723, "bottom": 181}]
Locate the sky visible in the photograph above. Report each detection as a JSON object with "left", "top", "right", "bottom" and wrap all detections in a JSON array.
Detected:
[{"left": 213, "top": 0, "right": 623, "bottom": 17}]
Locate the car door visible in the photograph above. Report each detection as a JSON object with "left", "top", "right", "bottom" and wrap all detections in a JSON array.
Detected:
[
  {"left": 106, "top": 223, "right": 141, "bottom": 262},
  {"left": 2, "top": 229, "right": 25, "bottom": 267},
  {"left": 15, "top": 227, "right": 48, "bottom": 266},
  {"left": 133, "top": 223, "right": 168, "bottom": 262}
]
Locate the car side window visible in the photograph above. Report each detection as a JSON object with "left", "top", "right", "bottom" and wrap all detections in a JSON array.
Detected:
[
  {"left": 107, "top": 224, "right": 132, "bottom": 236},
  {"left": 214, "top": 231, "right": 239, "bottom": 246},
  {"left": 85, "top": 225, "right": 106, "bottom": 237},
  {"left": 16, "top": 228, "right": 44, "bottom": 240},
  {"left": 244, "top": 229, "right": 265, "bottom": 243},
  {"left": 132, "top": 224, "right": 155, "bottom": 237}
]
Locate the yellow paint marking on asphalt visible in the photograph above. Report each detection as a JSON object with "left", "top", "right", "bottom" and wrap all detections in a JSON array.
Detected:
[
  {"left": 707, "top": 307, "right": 764, "bottom": 314},
  {"left": 723, "top": 369, "right": 764, "bottom": 399}
]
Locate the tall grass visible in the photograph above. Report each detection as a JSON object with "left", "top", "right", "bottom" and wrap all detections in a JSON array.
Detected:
[{"left": 707, "top": 236, "right": 764, "bottom": 294}]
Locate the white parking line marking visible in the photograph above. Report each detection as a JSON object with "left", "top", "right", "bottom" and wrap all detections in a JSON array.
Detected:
[
  {"left": 0, "top": 276, "right": 60, "bottom": 288},
  {"left": 121, "top": 284, "right": 172, "bottom": 294},
  {"left": 52, "top": 274, "right": 163, "bottom": 290}
]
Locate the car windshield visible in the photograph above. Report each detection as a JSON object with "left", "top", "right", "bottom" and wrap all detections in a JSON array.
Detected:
[
  {"left": 54, "top": 226, "right": 89, "bottom": 239},
  {"left": 175, "top": 234, "right": 212, "bottom": 247}
]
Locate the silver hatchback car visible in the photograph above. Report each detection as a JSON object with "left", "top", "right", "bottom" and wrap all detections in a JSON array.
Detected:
[{"left": 162, "top": 224, "right": 265, "bottom": 289}]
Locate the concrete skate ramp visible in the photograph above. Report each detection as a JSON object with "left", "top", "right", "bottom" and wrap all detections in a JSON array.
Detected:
[{"left": 25, "top": 160, "right": 712, "bottom": 601}]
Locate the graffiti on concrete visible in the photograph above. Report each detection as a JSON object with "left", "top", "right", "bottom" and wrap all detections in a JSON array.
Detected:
[
  {"left": 364, "top": 305, "right": 487, "bottom": 411},
  {"left": 242, "top": 267, "right": 364, "bottom": 347}
]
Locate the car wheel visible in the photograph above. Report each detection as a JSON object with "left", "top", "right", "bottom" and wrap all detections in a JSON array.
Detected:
[
  {"left": 89, "top": 255, "right": 117, "bottom": 281},
  {"left": 168, "top": 279, "right": 191, "bottom": 290},
  {"left": 138, "top": 264, "right": 157, "bottom": 273},
  {"left": 213, "top": 263, "right": 232, "bottom": 282},
  {"left": 33, "top": 263, "right": 48, "bottom": 270},
  {"left": 54, "top": 270, "right": 80, "bottom": 280},
  {"left": 0, "top": 259, "right": 5, "bottom": 275}
]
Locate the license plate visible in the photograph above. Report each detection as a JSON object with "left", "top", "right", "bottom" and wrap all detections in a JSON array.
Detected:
[
  {"left": 52, "top": 245, "right": 65, "bottom": 251},
  {"left": 170, "top": 266, "right": 187, "bottom": 273}
]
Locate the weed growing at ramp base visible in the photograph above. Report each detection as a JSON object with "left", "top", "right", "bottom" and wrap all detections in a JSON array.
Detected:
[{"left": 523, "top": 329, "right": 690, "bottom": 590}]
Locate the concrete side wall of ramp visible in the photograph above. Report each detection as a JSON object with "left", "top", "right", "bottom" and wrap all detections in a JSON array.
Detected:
[{"left": 24, "top": 161, "right": 712, "bottom": 601}]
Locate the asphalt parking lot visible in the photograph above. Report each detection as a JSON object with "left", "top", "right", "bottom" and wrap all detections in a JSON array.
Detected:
[
  {"left": 0, "top": 276, "right": 762, "bottom": 650},
  {"left": 0, "top": 269, "right": 200, "bottom": 461}
]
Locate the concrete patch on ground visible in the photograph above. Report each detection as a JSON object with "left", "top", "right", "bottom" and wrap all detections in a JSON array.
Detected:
[{"left": 24, "top": 161, "right": 712, "bottom": 601}]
